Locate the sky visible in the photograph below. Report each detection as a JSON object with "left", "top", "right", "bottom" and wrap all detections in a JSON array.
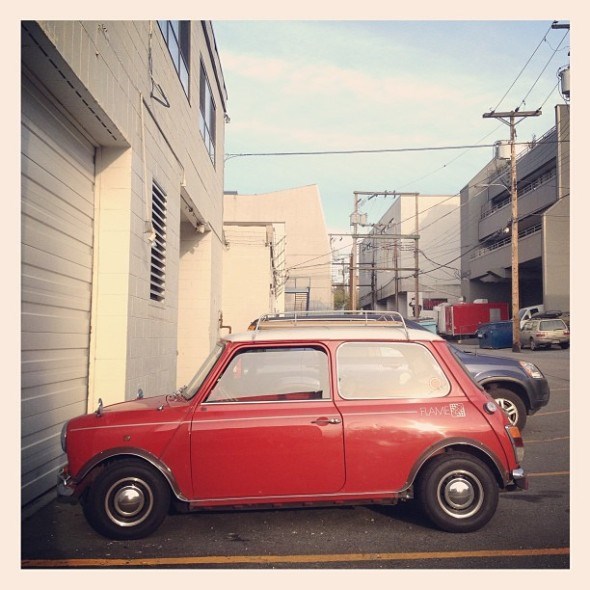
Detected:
[{"left": 213, "top": 19, "right": 571, "bottom": 236}]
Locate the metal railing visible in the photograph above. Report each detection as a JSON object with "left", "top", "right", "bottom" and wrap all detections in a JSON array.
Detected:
[{"left": 471, "top": 224, "right": 542, "bottom": 259}]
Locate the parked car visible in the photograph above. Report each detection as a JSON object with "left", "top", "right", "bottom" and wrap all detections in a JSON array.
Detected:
[
  {"left": 58, "top": 312, "right": 527, "bottom": 540},
  {"left": 518, "top": 304, "right": 544, "bottom": 329},
  {"left": 403, "top": 320, "right": 549, "bottom": 430},
  {"left": 520, "top": 318, "right": 570, "bottom": 350},
  {"left": 448, "top": 344, "right": 549, "bottom": 430}
]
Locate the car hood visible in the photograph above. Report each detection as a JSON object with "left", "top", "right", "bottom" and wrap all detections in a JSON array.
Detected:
[{"left": 451, "top": 345, "right": 523, "bottom": 376}]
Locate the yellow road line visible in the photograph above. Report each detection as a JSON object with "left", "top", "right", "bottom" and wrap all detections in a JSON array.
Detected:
[
  {"left": 525, "top": 436, "right": 569, "bottom": 444},
  {"left": 535, "top": 409, "right": 569, "bottom": 417},
  {"left": 22, "top": 547, "right": 569, "bottom": 568},
  {"left": 528, "top": 471, "right": 569, "bottom": 477}
]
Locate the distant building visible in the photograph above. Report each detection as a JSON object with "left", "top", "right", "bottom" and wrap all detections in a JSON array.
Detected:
[
  {"left": 223, "top": 185, "right": 333, "bottom": 328},
  {"left": 21, "top": 21, "right": 227, "bottom": 508},
  {"left": 460, "top": 104, "right": 570, "bottom": 313},
  {"left": 221, "top": 222, "right": 286, "bottom": 333},
  {"left": 358, "top": 194, "right": 461, "bottom": 317}
]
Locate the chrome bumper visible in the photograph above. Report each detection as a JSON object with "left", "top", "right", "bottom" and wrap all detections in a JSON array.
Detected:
[
  {"left": 56, "top": 468, "right": 79, "bottom": 502},
  {"left": 507, "top": 467, "right": 528, "bottom": 491}
]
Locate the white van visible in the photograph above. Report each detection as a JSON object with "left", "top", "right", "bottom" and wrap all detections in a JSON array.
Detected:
[{"left": 518, "top": 305, "right": 544, "bottom": 329}]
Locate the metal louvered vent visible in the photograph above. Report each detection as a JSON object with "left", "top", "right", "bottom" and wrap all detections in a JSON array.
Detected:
[{"left": 150, "top": 183, "right": 167, "bottom": 302}]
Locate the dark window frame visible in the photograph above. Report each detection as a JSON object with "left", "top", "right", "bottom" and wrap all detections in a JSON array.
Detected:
[
  {"left": 157, "top": 20, "right": 190, "bottom": 98},
  {"left": 199, "top": 60, "right": 216, "bottom": 165}
]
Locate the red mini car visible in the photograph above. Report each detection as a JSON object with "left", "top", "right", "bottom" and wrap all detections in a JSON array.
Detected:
[{"left": 58, "top": 312, "right": 527, "bottom": 540}]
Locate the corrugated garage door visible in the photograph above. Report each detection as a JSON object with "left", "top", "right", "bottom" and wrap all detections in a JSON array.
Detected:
[{"left": 21, "top": 79, "right": 96, "bottom": 505}]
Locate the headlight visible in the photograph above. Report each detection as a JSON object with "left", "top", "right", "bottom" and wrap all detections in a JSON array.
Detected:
[
  {"left": 60, "top": 421, "right": 68, "bottom": 453},
  {"left": 519, "top": 360, "right": 544, "bottom": 379}
]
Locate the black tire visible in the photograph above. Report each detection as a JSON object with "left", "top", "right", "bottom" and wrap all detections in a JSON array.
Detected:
[
  {"left": 530, "top": 338, "right": 537, "bottom": 351},
  {"left": 416, "top": 452, "right": 499, "bottom": 533},
  {"left": 560, "top": 342, "right": 570, "bottom": 350},
  {"left": 489, "top": 387, "right": 527, "bottom": 430},
  {"left": 83, "top": 459, "right": 171, "bottom": 540}
]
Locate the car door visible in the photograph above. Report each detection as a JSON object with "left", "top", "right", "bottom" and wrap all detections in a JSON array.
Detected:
[
  {"left": 190, "top": 345, "right": 345, "bottom": 500},
  {"left": 334, "top": 340, "right": 480, "bottom": 492}
]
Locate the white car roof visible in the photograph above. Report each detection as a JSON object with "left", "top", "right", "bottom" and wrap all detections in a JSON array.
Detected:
[{"left": 223, "top": 326, "right": 443, "bottom": 344}]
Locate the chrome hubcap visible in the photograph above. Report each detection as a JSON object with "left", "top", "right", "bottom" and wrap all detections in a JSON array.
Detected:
[
  {"left": 114, "top": 485, "right": 145, "bottom": 517},
  {"left": 437, "top": 470, "right": 483, "bottom": 519},
  {"left": 105, "top": 477, "right": 153, "bottom": 527}
]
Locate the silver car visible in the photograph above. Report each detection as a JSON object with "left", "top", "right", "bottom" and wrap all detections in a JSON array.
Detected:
[{"left": 520, "top": 318, "right": 570, "bottom": 350}]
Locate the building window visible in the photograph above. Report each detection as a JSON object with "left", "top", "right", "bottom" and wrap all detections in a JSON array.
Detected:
[
  {"left": 150, "top": 182, "right": 167, "bottom": 302},
  {"left": 158, "top": 20, "right": 190, "bottom": 97},
  {"left": 199, "top": 61, "right": 216, "bottom": 164}
]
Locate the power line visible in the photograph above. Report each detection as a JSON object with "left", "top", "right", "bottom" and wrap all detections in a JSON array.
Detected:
[
  {"left": 225, "top": 142, "right": 500, "bottom": 160},
  {"left": 492, "top": 22, "right": 554, "bottom": 112},
  {"left": 517, "top": 30, "right": 569, "bottom": 110}
]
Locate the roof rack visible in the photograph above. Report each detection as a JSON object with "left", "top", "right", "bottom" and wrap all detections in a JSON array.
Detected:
[{"left": 249, "top": 310, "right": 410, "bottom": 339}]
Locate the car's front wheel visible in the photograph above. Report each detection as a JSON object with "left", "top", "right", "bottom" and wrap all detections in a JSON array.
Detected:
[
  {"left": 416, "top": 452, "right": 499, "bottom": 533},
  {"left": 489, "top": 387, "right": 527, "bottom": 429},
  {"left": 83, "top": 459, "right": 171, "bottom": 540}
]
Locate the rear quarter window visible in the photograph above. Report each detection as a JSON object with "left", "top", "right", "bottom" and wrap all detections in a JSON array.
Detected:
[
  {"left": 540, "top": 320, "right": 567, "bottom": 331},
  {"left": 337, "top": 341, "right": 451, "bottom": 399}
]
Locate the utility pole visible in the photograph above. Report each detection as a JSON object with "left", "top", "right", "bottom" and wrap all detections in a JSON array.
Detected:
[
  {"left": 483, "top": 109, "right": 541, "bottom": 352},
  {"left": 413, "top": 193, "right": 420, "bottom": 318},
  {"left": 350, "top": 191, "right": 361, "bottom": 309}
]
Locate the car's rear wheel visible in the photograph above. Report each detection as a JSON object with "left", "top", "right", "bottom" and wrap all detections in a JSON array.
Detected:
[
  {"left": 83, "top": 459, "right": 171, "bottom": 540},
  {"left": 489, "top": 387, "right": 527, "bottom": 429},
  {"left": 416, "top": 452, "right": 499, "bottom": 533},
  {"left": 560, "top": 342, "right": 570, "bottom": 349}
]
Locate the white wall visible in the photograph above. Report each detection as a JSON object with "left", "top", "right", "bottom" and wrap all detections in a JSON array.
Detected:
[
  {"left": 224, "top": 185, "right": 333, "bottom": 311},
  {"left": 222, "top": 225, "right": 277, "bottom": 334}
]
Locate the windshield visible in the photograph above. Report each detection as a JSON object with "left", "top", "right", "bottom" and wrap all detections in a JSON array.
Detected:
[{"left": 184, "top": 343, "right": 225, "bottom": 400}]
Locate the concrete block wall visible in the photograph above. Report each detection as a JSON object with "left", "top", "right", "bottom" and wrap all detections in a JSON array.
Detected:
[{"left": 36, "top": 21, "right": 227, "bottom": 406}]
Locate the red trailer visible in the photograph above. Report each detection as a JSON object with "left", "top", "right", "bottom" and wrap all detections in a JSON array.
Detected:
[{"left": 440, "top": 302, "right": 509, "bottom": 337}]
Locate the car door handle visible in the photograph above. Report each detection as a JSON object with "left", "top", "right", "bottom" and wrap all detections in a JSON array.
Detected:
[{"left": 311, "top": 417, "right": 342, "bottom": 425}]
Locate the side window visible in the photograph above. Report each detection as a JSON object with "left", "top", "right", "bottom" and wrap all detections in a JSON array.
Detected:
[
  {"left": 157, "top": 21, "right": 190, "bottom": 97},
  {"left": 337, "top": 342, "right": 450, "bottom": 399},
  {"left": 199, "top": 61, "right": 216, "bottom": 164},
  {"left": 205, "top": 347, "right": 330, "bottom": 403}
]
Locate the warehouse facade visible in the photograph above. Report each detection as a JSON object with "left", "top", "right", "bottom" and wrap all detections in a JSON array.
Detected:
[{"left": 21, "top": 21, "right": 228, "bottom": 508}]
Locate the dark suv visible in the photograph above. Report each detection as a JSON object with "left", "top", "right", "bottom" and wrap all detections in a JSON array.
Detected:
[
  {"left": 402, "top": 320, "right": 549, "bottom": 429},
  {"left": 448, "top": 344, "right": 549, "bottom": 429}
]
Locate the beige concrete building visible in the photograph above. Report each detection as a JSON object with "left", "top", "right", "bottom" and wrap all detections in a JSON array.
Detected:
[
  {"left": 358, "top": 194, "right": 462, "bottom": 317},
  {"left": 221, "top": 223, "right": 286, "bottom": 333},
  {"left": 21, "top": 21, "right": 227, "bottom": 507},
  {"left": 223, "top": 185, "right": 333, "bottom": 325}
]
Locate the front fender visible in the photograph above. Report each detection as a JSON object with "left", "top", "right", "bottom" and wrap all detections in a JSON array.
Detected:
[{"left": 68, "top": 447, "right": 189, "bottom": 502}]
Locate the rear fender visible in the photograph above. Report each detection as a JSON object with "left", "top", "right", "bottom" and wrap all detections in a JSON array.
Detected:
[{"left": 405, "top": 438, "right": 509, "bottom": 491}]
